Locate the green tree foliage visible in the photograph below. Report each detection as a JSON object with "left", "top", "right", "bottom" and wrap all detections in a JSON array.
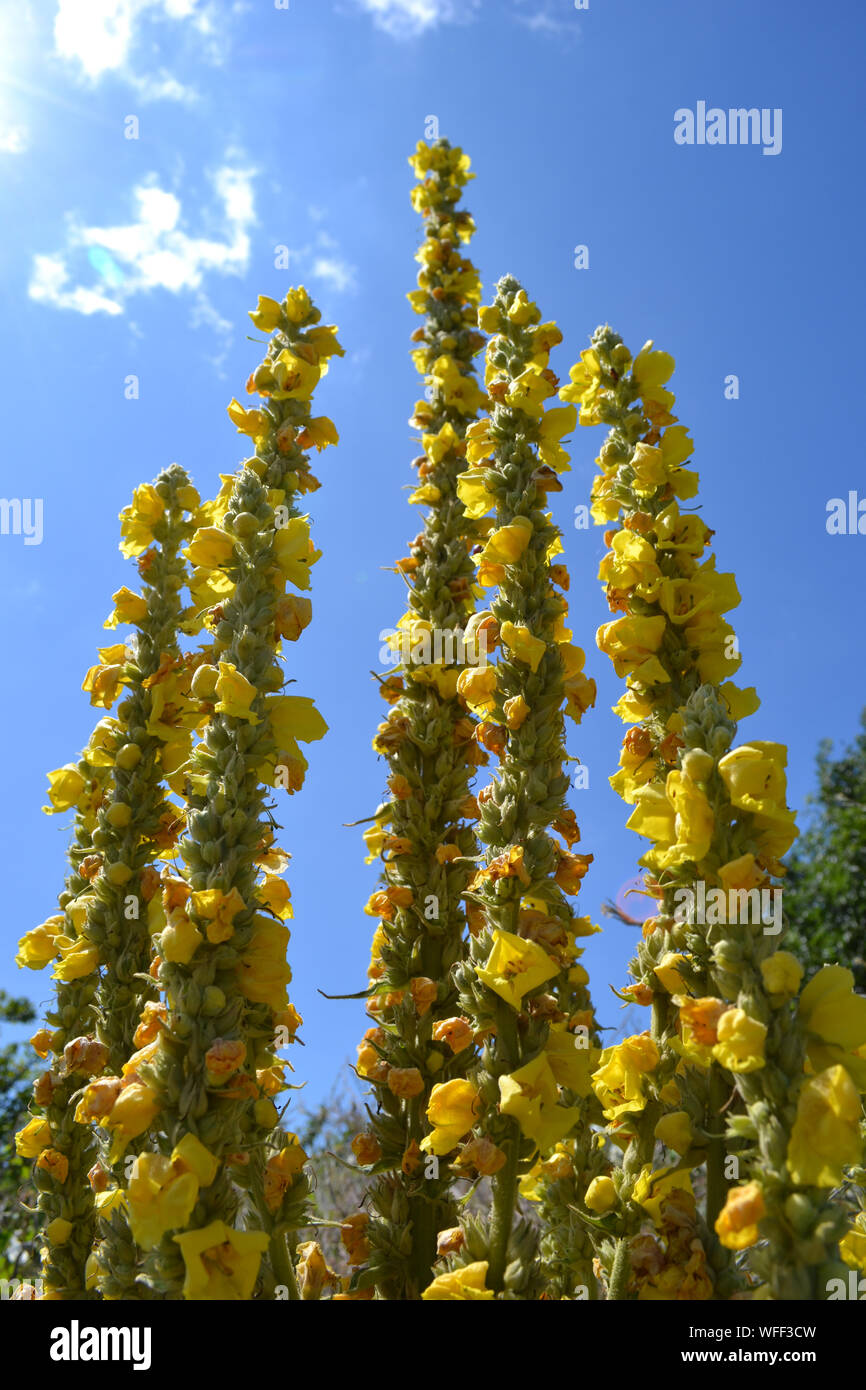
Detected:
[{"left": 785, "top": 711, "right": 866, "bottom": 991}]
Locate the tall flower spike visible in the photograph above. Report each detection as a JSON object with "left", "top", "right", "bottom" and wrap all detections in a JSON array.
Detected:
[
  {"left": 80, "top": 465, "right": 200, "bottom": 1298},
  {"left": 444, "top": 274, "right": 598, "bottom": 1299},
  {"left": 16, "top": 732, "right": 116, "bottom": 1298},
  {"left": 352, "top": 137, "right": 486, "bottom": 1301},
  {"left": 559, "top": 330, "right": 748, "bottom": 1297},
  {"left": 103, "top": 288, "right": 337, "bottom": 1300},
  {"left": 578, "top": 332, "right": 865, "bottom": 1298}
]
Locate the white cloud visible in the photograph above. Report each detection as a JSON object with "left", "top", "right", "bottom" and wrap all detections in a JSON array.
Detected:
[
  {"left": 29, "top": 163, "right": 256, "bottom": 316},
  {"left": 52, "top": 0, "right": 219, "bottom": 96},
  {"left": 190, "top": 291, "right": 234, "bottom": 373},
  {"left": 311, "top": 255, "right": 357, "bottom": 294},
  {"left": 355, "top": 0, "right": 481, "bottom": 38},
  {"left": 29, "top": 256, "right": 123, "bottom": 315},
  {"left": 0, "top": 123, "right": 28, "bottom": 154},
  {"left": 512, "top": 1, "right": 581, "bottom": 37}
]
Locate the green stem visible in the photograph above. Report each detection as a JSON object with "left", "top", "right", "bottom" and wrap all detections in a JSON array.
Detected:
[
  {"left": 607, "top": 1236, "right": 631, "bottom": 1301},
  {"left": 705, "top": 1062, "right": 728, "bottom": 1231},
  {"left": 270, "top": 1230, "right": 301, "bottom": 1301},
  {"left": 487, "top": 1123, "right": 520, "bottom": 1294},
  {"left": 408, "top": 1190, "right": 438, "bottom": 1299}
]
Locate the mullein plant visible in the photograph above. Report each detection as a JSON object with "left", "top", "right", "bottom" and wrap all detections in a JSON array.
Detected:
[
  {"left": 350, "top": 138, "right": 488, "bottom": 1301},
  {"left": 16, "top": 737, "right": 111, "bottom": 1298},
  {"left": 422, "top": 275, "right": 599, "bottom": 1302},
  {"left": 560, "top": 330, "right": 749, "bottom": 1298},
  {"left": 73, "top": 288, "right": 339, "bottom": 1300},
  {"left": 572, "top": 330, "right": 866, "bottom": 1299},
  {"left": 86, "top": 466, "right": 201, "bottom": 1299},
  {"left": 14, "top": 467, "right": 199, "bottom": 1299}
]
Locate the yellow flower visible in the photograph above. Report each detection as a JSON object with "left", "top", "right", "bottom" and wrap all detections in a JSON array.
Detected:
[
  {"left": 456, "top": 471, "right": 495, "bottom": 519},
  {"left": 560, "top": 349, "right": 602, "bottom": 409},
  {"left": 44, "top": 1218, "right": 73, "bottom": 1246},
  {"left": 272, "top": 348, "right": 324, "bottom": 401},
  {"left": 273, "top": 517, "right": 321, "bottom": 590},
  {"left": 477, "top": 517, "right": 533, "bottom": 567},
  {"left": 711, "top": 1008, "right": 767, "bottom": 1073},
  {"left": 633, "top": 1166, "right": 693, "bottom": 1225},
  {"left": 456, "top": 665, "right": 497, "bottom": 715},
  {"left": 296, "top": 1241, "right": 338, "bottom": 1300},
  {"left": 298, "top": 416, "right": 339, "bottom": 451},
  {"left": 160, "top": 913, "right": 203, "bottom": 965},
  {"left": 599, "top": 529, "right": 661, "bottom": 591},
  {"left": 43, "top": 764, "right": 87, "bottom": 813},
  {"left": 714, "top": 1182, "right": 765, "bottom": 1251},
  {"left": 628, "top": 441, "right": 669, "bottom": 496},
  {"left": 592, "top": 1034, "right": 659, "bottom": 1121},
  {"left": 503, "top": 693, "right": 530, "bottom": 730},
  {"left": 102, "top": 1082, "right": 161, "bottom": 1158},
  {"left": 185, "top": 526, "right": 235, "bottom": 570},
  {"left": 476, "top": 929, "right": 558, "bottom": 1007},
  {"left": 190, "top": 887, "right": 246, "bottom": 944},
  {"left": 420, "top": 1079, "right": 481, "bottom": 1156},
  {"left": 760, "top": 951, "right": 804, "bottom": 1000},
  {"left": 584, "top": 1176, "right": 617, "bottom": 1214},
  {"left": 839, "top": 1215, "right": 866, "bottom": 1272},
  {"left": 421, "top": 1262, "right": 494, "bottom": 1301},
  {"left": 36, "top": 1149, "right": 69, "bottom": 1183},
  {"left": 464, "top": 419, "right": 496, "bottom": 465},
  {"left": 797, "top": 965, "right": 866, "bottom": 1087},
  {"left": 248, "top": 294, "right": 283, "bottom": 332},
  {"left": 499, "top": 1054, "right": 579, "bottom": 1154},
  {"left": 237, "top": 918, "right": 292, "bottom": 1011},
  {"left": 171, "top": 1134, "right": 220, "bottom": 1186},
  {"left": 633, "top": 340, "right": 675, "bottom": 390},
  {"left": 119, "top": 484, "right": 165, "bottom": 558},
  {"left": 283, "top": 286, "right": 313, "bottom": 323},
  {"left": 16, "top": 917, "right": 64, "bottom": 969},
  {"left": 653, "top": 952, "right": 690, "bottom": 994},
  {"left": 544, "top": 1029, "right": 595, "bottom": 1097},
  {"left": 654, "top": 1111, "right": 694, "bottom": 1155},
  {"left": 52, "top": 937, "right": 100, "bottom": 982},
  {"left": 597, "top": 614, "right": 669, "bottom": 685},
  {"left": 127, "top": 1153, "right": 200, "bottom": 1251},
  {"left": 787, "top": 1065, "right": 862, "bottom": 1186},
  {"left": 16, "top": 1116, "right": 53, "bottom": 1157},
  {"left": 537, "top": 404, "right": 576, "bottom": 472},
  {"left": 430, "top": 356, "right": 486, "bottom": 414},
  {"left": 257, "top": 876, "right": 293, "bottom": 920},
  {"left": 104, "top": 586, "right": 148, "bottom": 629},
  {"left": 306, "top": 324, "right": 344, "bottom": 359},
  {"left": 226, "top": 399, "right": 271, "bottom": 443},
  {"left": 422, "top": 421, "right": 460, "bottom": 463},
  {"left": 265, "top": 693, "right": 328, "bottom": 779},
  {"left": 717, "top": 742, "right": 798, "bottom": 859},
  {"left": 505, "top": 365, "right": 555, "bottom": 419},
  {"left": 499, "top": 621, "right": 546, "bottom": 674},
  {"left": 214, "top": 662, "right": 259, "bottom": 723},
  {"left": 627, "top": 772, "right": 714, "bottom": 872},
  {"left": 174, "top": 1221, "right": 269, "bottom": 1301}
]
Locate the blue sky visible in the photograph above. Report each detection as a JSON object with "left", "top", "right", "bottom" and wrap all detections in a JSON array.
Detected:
[{"left": 1, "top": 0, "right": 864, "bottom": 1109}]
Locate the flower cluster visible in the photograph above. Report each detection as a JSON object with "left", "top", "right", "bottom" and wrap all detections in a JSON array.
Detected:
[
  {"left": 433, "top": 275, "right": 600, "bottom": 1299},
  {"left": 350, "top": 139, "right": 487, "bottom": 1301},
  {"left": 571, "top": 330, "right": 866, "bottom": 1299}
]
